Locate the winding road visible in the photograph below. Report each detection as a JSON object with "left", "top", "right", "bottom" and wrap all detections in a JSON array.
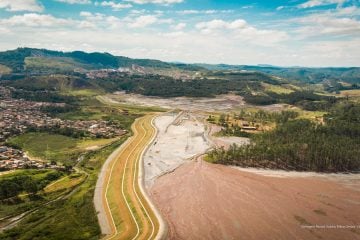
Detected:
[{"left": 94, "top": 114, "right": 165, "bottom": 240}]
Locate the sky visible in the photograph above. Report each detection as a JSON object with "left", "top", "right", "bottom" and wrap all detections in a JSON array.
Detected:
[{"left": 0, "top": 0, "right": 359, "bottom": 67}]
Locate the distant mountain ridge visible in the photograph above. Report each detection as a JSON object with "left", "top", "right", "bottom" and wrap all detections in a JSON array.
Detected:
[
  {"left": 196, "top": 64, "right": 360, "bottom": 84},
  {"left": 0, "top": 48, "right": 359, "bottom": 84},
  {"left": 0, "top": 48, "right": 203, "bottom": 73}
]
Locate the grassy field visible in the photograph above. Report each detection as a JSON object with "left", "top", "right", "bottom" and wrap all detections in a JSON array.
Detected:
[
  {"left": 262, "top": 83, "right": 294, "bottom": 94},
  {"left": 25, "top": 57, "right": 92, "bottom": 72},
  {"left": 340, "top": 89, "right": 360, "bottom": 97},
  {"left": 0, "top": 137, "right": 129, "bottom": 240},
  {"left": 6, "top": 133, "right": 120, "bottom": 165},
  {"left": 0, "top": 64, "right": 11, "bottom": 74},
  {"left": 62, "top": 89, "right": 103, "bottom": 97},
  {"left": 44, "top": 173, "right": 85, "bottom": 193}
]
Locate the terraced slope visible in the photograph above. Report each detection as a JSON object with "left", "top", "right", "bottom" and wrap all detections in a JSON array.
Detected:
[{"left": 99, "top": 115, "right": 162, "bottom": 240}]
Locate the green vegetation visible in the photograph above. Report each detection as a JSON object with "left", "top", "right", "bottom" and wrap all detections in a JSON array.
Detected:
[
  {"left": 25, "top": 57, "right": 92, "bottom": 73},
  {"left": 6, "top": 74, "right": 94, "bottom": 92},
  {"left": 207, "top": 103, "right": 360, "bottom": 172},
  {"left": 7, "top": 133, "right": 81, "bottom": 166},
  {"left": 0, "top": 48, "right": 204, "bottom": 74},
  {"left": 10, "top": 89, "right": 77, "bottom": 103},
  {"left": 0, "top": 169, "right": 68, "bottom": 221},
  {"left": 93, "top": 72, "right": 266, "bottom": 97},
  {"left": 209, "top": 110, "right": 299, "bottom": 137},
  {"left": 0, "top": 170, "right": 63, "bottom": 201},
  {"left": 261, "top": 83, "right": 294, "bottom": 94},
  {"left": 0, "top": 137, "right": 128, "bottom": 240},
  {"left": 243, "top": 90, "right": 337, "bottom": 110},
  {"left": 198, "top": 64, "right": 360, "bottom": 85},
  {"left": 6, "top": 132, "right": 122, "bottom": 166}
]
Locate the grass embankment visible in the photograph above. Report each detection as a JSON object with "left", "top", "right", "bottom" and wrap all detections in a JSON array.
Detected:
[
  {"left": 105, "top": 115, "right": 160, "bottom": 240},
  {"left": 0, "top": 137, "right": 129, "bottom": 240},
  {"left": 6, "top": 132, "right": 118, "bottom": 166}
]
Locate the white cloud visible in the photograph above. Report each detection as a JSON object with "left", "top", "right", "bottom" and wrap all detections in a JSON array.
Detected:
[
  {"left": 80, "top": 11, "right": 93, "bottom": 17},
  {"left": 125, "top": 0, "right": 183, "bottom": 5},
  {"left": 297, "top": 0, "right": 347, "bottom": 9},
  {"left": 0, "top": 4, "right": 358, "bottom": 67},
  {"left": 129, "top": 9, "right": 147, "bottom": 15},
  {"left": 127, "top": 15, "right": 172, "bottom": 28},
  {"left": 96, "top": 1, "right": 132, "bottom": 10},
  {"left": 294, "top": 11, "right": 360, "bottom": 37},
  {"left": 177, "top": 9, "right": 233, "bottom": 15},
  {"left": 80, "top": 12, "right": 105, "bottom": 21},
  {"left": 128, "top": 15, "right": 159, "bottom": 28},
  {"left": 1, "top": 20, "right": 359, "bottom": 67},
  {"left": 195, "top": 19, "right": 288, "bottom": 45},
  {"left": 172, "top": 22, "right": 186, "bottom": 30},
  {"left": 1, "top": 13, "right": 73, "bottom": 27},
  {"left": 334, "top": 6, "right": 360, "bottom": 16},
  {"left": 79, "top": 11, "right": 124, "bottom": 29},
  {"left": 0, "top": 0, "right": 43, "bottom": 12},
  {"left": 56, "top": 0, "right": 91, "bottom": 4}
]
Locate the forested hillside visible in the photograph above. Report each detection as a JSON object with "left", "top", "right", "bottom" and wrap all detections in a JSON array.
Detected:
[
  {"left": 0, "top": 48, "right": 203, "bottom": 73},
  {"left": 207, "top": 103, "right": 360, "bottom": 172},
  {"left": 198, "top": 64, "right": 360, "bottom": 85}
]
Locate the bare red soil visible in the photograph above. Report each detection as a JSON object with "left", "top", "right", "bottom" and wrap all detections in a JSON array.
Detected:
[{"left": 150, "top": 160, "right": 360, "bottom": 240}]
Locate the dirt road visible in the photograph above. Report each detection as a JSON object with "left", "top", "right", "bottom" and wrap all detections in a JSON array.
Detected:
[{"left": 95, "top": 115, "right": 162, "bottom": 240}]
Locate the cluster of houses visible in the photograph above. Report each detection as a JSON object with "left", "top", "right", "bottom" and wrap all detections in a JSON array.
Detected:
[
  {"left": 0, "top": 97, "right": 126, "bottom": 142},
  {"left": 0, "top": 98, "right": 63, "bottom": 141},
  {"left": 0, "top": 146, "right": 63, "bottom": 170},
  {"left": 0, "top": 87, "right": 127, "bottom": 170},
  {"left": 85, "top": 65, "right": 147, "bottom": 79}
]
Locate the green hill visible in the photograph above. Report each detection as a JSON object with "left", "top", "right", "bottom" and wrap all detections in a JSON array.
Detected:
[
  {"left": 197, "top": 64, "right": 360, "bottom": 84},
  {"left": 0, "top": 48, "right": 204, "bottom": 73}
]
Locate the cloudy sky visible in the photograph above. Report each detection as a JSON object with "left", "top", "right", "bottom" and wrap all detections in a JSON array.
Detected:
[{"left": 0, "top": 0, "right": 359, "bottom": 67}]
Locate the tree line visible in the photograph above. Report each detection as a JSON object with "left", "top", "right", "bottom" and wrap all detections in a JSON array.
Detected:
[{"left": 207, "top": 103, "right": 360, "bottom": 172}]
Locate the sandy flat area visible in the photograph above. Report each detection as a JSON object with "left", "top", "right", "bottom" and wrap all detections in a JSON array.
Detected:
[
  {"left": 109, "top": 92, "right": 289, "bottom": 112},
  {"left": 151, "top": 160, "right": 360, "bottom": 240},
  {"left": 109, "top": 93, "right": 246, "bottom": 112},
  {"left": 144, "top": 112, "right": 210, "bottom": 188}
]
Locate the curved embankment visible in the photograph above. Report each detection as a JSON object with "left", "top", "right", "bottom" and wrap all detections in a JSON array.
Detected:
[{"left": 94, "top": 114, "right": 165, "bottom": 240}]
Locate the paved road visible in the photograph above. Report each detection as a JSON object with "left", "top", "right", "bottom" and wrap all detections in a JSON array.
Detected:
[{"left": 94, "top": 115, "right": 163, "bottom": 240}]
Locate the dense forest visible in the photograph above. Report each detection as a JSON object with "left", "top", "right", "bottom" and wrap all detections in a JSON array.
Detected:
[
  {"left": 93, "top": 73, "right": 264, "bottom": 97},
  {"left": 207, "top": 103, "right": 360, "bottom": 172}
]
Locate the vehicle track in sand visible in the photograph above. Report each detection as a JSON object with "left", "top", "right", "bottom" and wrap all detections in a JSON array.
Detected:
[{"left": 100, "top": 115, "right": 162, "bottom": 240}]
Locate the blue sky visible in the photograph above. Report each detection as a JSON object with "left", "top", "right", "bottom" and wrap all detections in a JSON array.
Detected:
[{"left": 0, "top": 0, "right": 359, "bottom": 66}]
